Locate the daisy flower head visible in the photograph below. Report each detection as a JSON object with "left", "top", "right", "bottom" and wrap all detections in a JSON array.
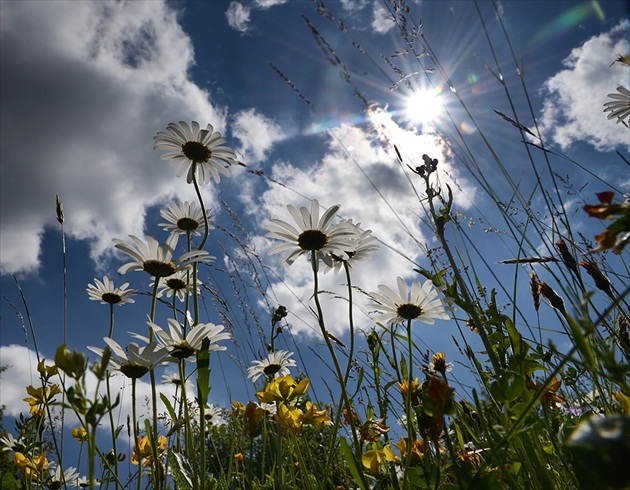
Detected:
[
  {"left": 368, "top": 277, "right": 453, "bottom": 326},
  {"left": 324, "top": 219, "right": 379, "bottom": 274},
  {"left": 151, "top": 270, "right": 201, "bottom": 302},
  {"left": 264, "top": 200, "right": 356, "bottom": 267},
  {"left": 47, "top": 465, "right": 79, "bottom": 488},
  {"left": 159, "top": 201, "right": 212, "bottom": 237},
  {"left": 153, "top": 121, "right": 237, "bottom": 185},
  {"left": 603, "top": 86, "right": 630, "bottom": 125},
  {"left": 427, "top": 352, "right": 453, "bottom": 375},
  {"left": 247, "top": 350, "right": 297, "bottom": 383},
  {"left": 204, "top": 404, "right": 225, "bottom": 427},
  {"left": 88, "top": 339, "right": 166, "bottom": 379},
  {"left": 149, "top": 318, "right": 231, "bottom": 361},
  {"left": 113, "top": 234, "right": 213, "bottom": 278},
  {"left": 86, "top": 276, "right": 136, "bottom": 306}
]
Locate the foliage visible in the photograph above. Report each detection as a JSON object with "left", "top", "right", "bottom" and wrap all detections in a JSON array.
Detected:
[{"left": 2, "top": 1, "right": 629, "bottom": 489}]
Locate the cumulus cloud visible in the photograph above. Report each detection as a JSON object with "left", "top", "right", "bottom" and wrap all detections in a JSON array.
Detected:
[
  {"left": 232, "top": 109, "right": 284, "bottom": 164},
  {"left": 225, "top": 1, "right": 251, "bottom": 33},
  {"left": 538, "top": 19, "right": 629, "bottom": 151},
  {"left": 0, "top": 344, "right": 178, "bottom": 438},
  {"left": 0, "top": 1, "right": 277, "bottom": 276},
  {"left": 247, "top": 112, "right": 474, "bottom": 337}
]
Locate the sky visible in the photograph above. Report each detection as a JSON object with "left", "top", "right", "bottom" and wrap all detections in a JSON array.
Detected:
[{"left": 0, "top": 0, "right": 628, "bottom": 458}]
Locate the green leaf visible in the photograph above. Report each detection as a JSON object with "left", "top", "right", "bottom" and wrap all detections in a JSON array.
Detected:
[
  {"left": 490, "top": 371, "right": 525, "bottom": 403},
  {"left": 339, "top": 438, "right": 368, "bottom": 490}
]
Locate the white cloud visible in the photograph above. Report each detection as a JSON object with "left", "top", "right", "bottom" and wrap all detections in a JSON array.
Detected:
[
  {"left": 248, "top": 113, "right": 475, "bottom": 337},
  {"left": 254, "top": 0, "right": 289, "bottom": 8},
  {"left": 0, "top": 344, "right": 178, "bottom": 439},
  {"left": 371, "top": 1, "right": 395, "bottom": 34},
  {"left": 538, "top": 19, "right": 629, "bottom": 151},
  {"left": 340, "top": 0, "right": 369, "bottom": 12},
  {"left": 232, "top": 109, "right": 284, "bottom": 164},
  {"left": 0, "top": 1, "right": 229, "bottom": 275},
  {"left": 225, "top": 2, "right": 252, "bottom": 33}
]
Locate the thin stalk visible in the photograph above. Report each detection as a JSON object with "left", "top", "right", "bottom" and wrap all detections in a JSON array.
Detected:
[
  {"left": 148, "top": 280, "right": 161, "bottom": 489},
  {"left": 57, "top": 194, "right": 68, "bottom": 466},
  {"left": 424, "top": 174, "right": 502, "bottom": 375},
  {"left": 132, "top": 378, "right": 142, "bottom": 490},
  {"left": 191, "top": 166, "right": 210, "bottom": 490},
  {"left": 309, "top": 252, "right": 369, "bottom": 489},
  {"left": 404, "top": 318, "right": 415, "bottom": 485},
  {"left": 105, "top": 303, "right": 120, "bottom": 489}
]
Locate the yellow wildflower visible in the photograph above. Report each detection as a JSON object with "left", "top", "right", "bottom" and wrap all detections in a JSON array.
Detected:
[
  {"left": 361, "top": 446, "right": 395, "bottom": 474},
  {"left": 72, "top": 427, "right": 89, "bottom": 442},
  {"left": 131, "top": 435, "right": 167, "bottom": 467},
  {"left": 256, "top": 375, "right": 310, "bottom": 404},
  {"left": 23, "top": 384, "right": 62, "bottom": 414}
]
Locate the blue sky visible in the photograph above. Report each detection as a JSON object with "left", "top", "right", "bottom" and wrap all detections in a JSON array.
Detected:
[{"left": 1, "top": 0, "right": 628, "bottom": 454}]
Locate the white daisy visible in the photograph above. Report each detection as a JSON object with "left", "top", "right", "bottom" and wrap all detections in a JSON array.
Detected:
[
  {"left": 0, "top": 433, "right": 22, "bottom": 452},
  {"left": 159, "top": 201, "right": 212, "bottom": 237},
  {"left": 47, "top": 465, "right": 79, "bottom": 488},
  {"left": 603, "top": 86, "right": 630, "bottom": 125},
  {"left": 247, "top": 350, "right": 297, "bottom": 383},
  {"left": 86, "top": 276, "right": 136, "bottom": 305},
  {"left": 151, "top": 270, "right": 201, "bottom": 302},
  {"left": 203, "top": 403, "right": 225, "bottom": 427},
  {"left": 264, "top": 200, "right": 356, "bottom": 267},
  {"left": 88, "top": 339, "right": 166, "bottom": 379},
  {"left": 367, "top": 277, "right": 453, "bottom": 326},
  {"left": 153, "top": 121, "right": 237, "bottom": 185},
  {"left": 324, "top": 219, "right": 379, "bottom": 274},
  {"left": 148, "top": 318, "right": 231, "bottom": 360},
  {"left": 113, "top": 234, "right": 213, "bottom": 278}
]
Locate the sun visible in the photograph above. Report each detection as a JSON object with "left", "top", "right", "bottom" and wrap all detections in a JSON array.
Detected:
[{"left": 404, "top": 88, "right": 444, "bottom": 127}]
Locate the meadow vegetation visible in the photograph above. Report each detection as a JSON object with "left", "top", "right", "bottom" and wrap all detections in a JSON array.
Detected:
[{"left": 1, "top": 1, "right": 629, "bottom": 489}]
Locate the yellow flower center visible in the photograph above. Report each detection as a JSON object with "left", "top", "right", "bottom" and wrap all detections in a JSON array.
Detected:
[
  {"left": 262, "top": 363, "right": 282, "bottom": 377},
  {"left": 101, "top": 292, "right": 122, "bottom": 304},
  {"left": 120, "top": 364, "right": 150, "bottom": 379},
  {"left": 166, "top": 277, "right": 187, "bottom": 291},
  {"left": 396, "top": 303, "right": 423, "bottom": 320},
  {"left": 182, "top": 141, "right": 211, "bottom": 163},
  {"left": 297, "top": 229, "right": 329, "bottom": 251},
  {"left": 177, "top": 217, "right": 200, "bottom": 232},
  {"left": 143, "top": 260, "right": 176, "bottom": 278},
  {"left": 170, "top": 341, "right": 195, "bottom": 359}
]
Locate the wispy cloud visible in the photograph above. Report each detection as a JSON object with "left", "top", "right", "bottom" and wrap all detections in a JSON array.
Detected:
[
  {"left": 538, "top": 19, "right": 629, "bottom": 151},
  {"left": 225, "top": 2, "right": 251, "bottom": 33}
]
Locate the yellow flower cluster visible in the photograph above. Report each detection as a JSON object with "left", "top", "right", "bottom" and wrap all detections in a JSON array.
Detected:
[
  {"left": 14, "top": 451, "right": 50, "bottom": 481},
  {"left": 23, "top": 384, "right": 62, "bottom": 414},
  {"left": 131, "top": 435, "right": 168, "bottom": 467},
  {"left": 255, "top": 375, "right": 331, "bottom": 433}
]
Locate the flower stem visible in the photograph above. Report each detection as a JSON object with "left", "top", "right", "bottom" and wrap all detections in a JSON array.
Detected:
[
  {"left": 309, "top": 252, "right": 368, "bottom": 489},
  {"left": 106, "top": 304, "right": 120, "bottom": 489},
  {"left": 132, "top": 378, "right": 142, "bottom": 490}
]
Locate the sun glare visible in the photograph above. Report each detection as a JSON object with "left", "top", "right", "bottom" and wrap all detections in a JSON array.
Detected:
[{"left": 404, "top": 88, "right": 444, "bottom": 127}]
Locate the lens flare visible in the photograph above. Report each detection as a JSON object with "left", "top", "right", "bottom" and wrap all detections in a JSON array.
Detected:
[{"left": 404, "top": 87, "right": 444, "bottom": 127}]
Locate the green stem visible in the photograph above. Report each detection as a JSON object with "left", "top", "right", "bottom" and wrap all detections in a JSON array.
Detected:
[
  {"left": 132, "top": 378, "right": 142, "bottom": 490},
  {"left": 424, "top": 175, "right": 502, "bottom": 374},
  {"left": 404, "top": 318, "right": 415, "bottom": 484},
  {"left": 309, "top": 252, "right": 369, "bottom": 489},
  {"left": 191, "top": 167, "right": 210, "bottom": 490},
  {"left": 148, "top": 280, "right": 161, "bottom": 489},
  {"left": 106, "top": 304, "right": 119, "bottom": 489}
]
